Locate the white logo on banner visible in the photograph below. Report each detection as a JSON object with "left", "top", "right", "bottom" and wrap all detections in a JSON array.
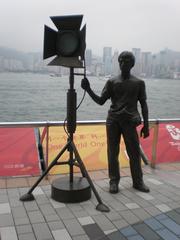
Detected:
[
  {"left": 166, "top": 125, "right": 180, "bottom": 140},
  {"left": 166, "top": 124, "right": 180, "bottom": 151}
]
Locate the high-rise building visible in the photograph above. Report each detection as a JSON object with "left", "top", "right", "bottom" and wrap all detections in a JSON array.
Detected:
[
  {"left": 111, "top": 50, "right": 119, "bottom": 76},
  {"left": 141, "top": 52, "right": 152, "bottom": 77},
  {"left": 85, "top": 49, "right": 92, "bottom": 67},
  {"left": 132, "top": 48, "right": 141, "bottom": 76},
  {"left": 103, "top": 47, "right": 112, "bottom": 75}
]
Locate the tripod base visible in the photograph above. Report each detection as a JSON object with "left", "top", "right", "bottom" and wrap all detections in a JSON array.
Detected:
[
  {"left": 51, "top": 177, "right": 91, "bottom": 203},
  {"left": 19, "top": 193, "right": 35, "bottom": 201}
]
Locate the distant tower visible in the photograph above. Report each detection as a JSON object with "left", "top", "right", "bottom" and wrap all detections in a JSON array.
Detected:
[
  {"left": 103, "top": 47, "right": 112, "bottom": 76},
  {"left": 141, "top": 52, "right": 152, "bottom": 77},
  {"left": 132, "top": 48, "right": 141, "bottom": 76},
  {"left": 85, "top": 49, "right": 92, "bottom": 67},
  {"left": 112, "top": 50, "right": 119, "bottom": 76}
]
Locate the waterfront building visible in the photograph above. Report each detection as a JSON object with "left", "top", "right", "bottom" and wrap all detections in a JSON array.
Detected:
[
  {"left": 111, "top": 50, "right": 119, "bottom": 76},
  {"left": 141, "top": 52, "right": 152, "bottom": 77},
  {"left": 132, "top": 48, "right": 141, "bottom": 76},
  {"left": 103, "top": 47, "right": 112, "bottom": 76}
]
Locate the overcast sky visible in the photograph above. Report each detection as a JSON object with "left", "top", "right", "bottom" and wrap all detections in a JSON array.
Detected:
[{"left": 0, "top": 0, "right": 180, "bottom": 56}]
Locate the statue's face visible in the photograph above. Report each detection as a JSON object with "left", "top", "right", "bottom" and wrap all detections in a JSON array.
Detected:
[{"left": 119, "top": 57, "right": 134, "bottom": 73}]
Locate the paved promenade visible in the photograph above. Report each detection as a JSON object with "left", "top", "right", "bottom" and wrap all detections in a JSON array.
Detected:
[{"left": 0, "top": 163, "right": 180, "bottom": 240}]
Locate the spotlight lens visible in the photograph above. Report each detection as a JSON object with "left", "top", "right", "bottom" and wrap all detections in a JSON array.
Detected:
[{"left": 56, "top": 31, "right": 79, "bottom": 57}]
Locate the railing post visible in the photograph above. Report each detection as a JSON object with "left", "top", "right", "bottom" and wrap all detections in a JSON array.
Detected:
[
  {"left": 45, "top": 124, "right": 49, "bottom": 179},
  {"left": 151, "top": 120, "right": 159, "bottom": 168}
]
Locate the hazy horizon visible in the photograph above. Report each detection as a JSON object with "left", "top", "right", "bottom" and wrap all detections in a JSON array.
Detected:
[{"left": 0, "top": 0, "right": 180, "bottom": 55}]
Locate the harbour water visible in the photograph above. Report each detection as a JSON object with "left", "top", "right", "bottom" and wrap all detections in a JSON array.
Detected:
[{"left": 0, "top": 72, "right": 180, "bottom": 122}]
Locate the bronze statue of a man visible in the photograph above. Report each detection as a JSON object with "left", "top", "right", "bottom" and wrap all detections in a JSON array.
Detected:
[{"left": 81, "top": 51, "right": 150, "bottom": 194}]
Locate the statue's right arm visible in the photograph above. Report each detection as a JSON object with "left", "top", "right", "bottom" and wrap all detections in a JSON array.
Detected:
[
  {"left": 86, "top": 88, "right": 107, "bottom": 105},
  {"left": 81, "top": 78, "right": 107, "bottom": 105}
]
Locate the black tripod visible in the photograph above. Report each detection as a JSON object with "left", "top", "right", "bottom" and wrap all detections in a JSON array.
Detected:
[{"left": 20, "top": 67, "right": 110, "bottom": 212}]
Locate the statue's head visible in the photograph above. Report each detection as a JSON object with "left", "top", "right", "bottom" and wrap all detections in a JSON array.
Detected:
[{"left": 118, "top": 51, "right": 135, "bottom": 73}]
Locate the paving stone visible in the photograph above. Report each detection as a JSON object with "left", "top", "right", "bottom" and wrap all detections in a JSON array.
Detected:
[
  {"left": 133, "top": 222, "right": 161, "bottom": 240},
  {"left": 72, "top": 235, "right": 90, "bottom": 240},
  {"left": 0, "top": 189, "right": 7, "bottom": 195},
  {"left": 32, "top": 186, "right": 44, "bottom": 195},
  {"left": 24, "top": 201, "right": 39, "bottom": 212},
  {"left": 166, "top": 210, "right": 180, "bottom": 224},
  {"left": 16, "top": 224, "right": 33, "bottom": 234},
  {"left": 155, "top": 204, "right": 171, "bottom": 213},
  {"left": 0, "top": 203, "right": 11, "bottom": 214},
  {"left": 56, "top": 207, "right": 75, "bottom": 220},
  {"left": 18, "top": 233, "right": 36, "bottom": 240},
  {"left": 144, "top": 206, "right": 161, "bottom": 216},
  {"left": 147, "top": 178, "right": 163, "bottom": 185},
  {"left": 44, "top": 213, "right": 60, "bottom": 222},
  {"left": 125, "top": 203, "right": 140, "bottom": 209},
  {"left": 83, "top": 223, "right": 106, "bottom": 239},
  {"left": 119, "top": 210, "right": 140, "bottom": 224},
  {"left": 32, "top": 222, "right": 53, "bottom": 240},
  {"left": 135, "top": 192, "right": 154, "bottom": 200},
  {"left": 11, "top": 206, "right": 27, "bottom": 218},
  {"left": 7, "top": 188, "right": 20, "bottom": 197},
  {"left": 73, "top": 209, "right": 90, "bottom": 218},
  {"left": 78, "top": 216, "right": 95, "bottom": 226},
  {"left": 127, "top": 235, "right": 145, "bottom": 240},
  {"left": 159, "top": 218, "right": 180, "bottom": 235},
  {"left": 144, "top": 218, "right": 164, "bottom": 230},
  {"left": 0, "top": 226, "right": 18, "bottom": 240},
  {"left": 39, "top": 203, "right": 56, "bottom": 215},
  {"left": 14, "top": 217, "right": 30, "bottom": 226},
  {"left": 52, "top": 228, "right": 74, "bottom": 240},
  {"left": 120, "top": 225, "right": 137, "bottom": 237},
  {"left": 157, "top": 228, "right": 180, "bottom": 240},
  {"left": 48, "top": 220, "right": 65, "bottom": 231},
  {"left": 155, "top": 213, "right": 168, "bottom": 221},
  {"left": 107, "top": 230, "right": 127, "bottom": 240},
  {"left": 28, "top": 210, "right": 45, "bottom": 223},
  {"left": 35, "top": 194, "right": 50, "bottom": 205},
  {"left": 0, "top": 194, "right": 8, "bottom": 203},
  {"left": 105, "top": 210, "right": 122, "bottom": 221},
  {"left": 0, "top": 213, "right": 14, "bottom": 227},
  {"left": 50, "top": 199, "right": 66, "bottom": 209},
  {"left": 112, "top": 219, "right": 129, "bottom": 229},
  {"left": 63, "top": 218, "right": 85, "bottom": 236},
  {"left": 92, "top": 214, "right": 115, "bottom": 231},
  {"left": 132, "top": 208, "right": 151, "bottom": 221},
  {"left": 108, "top": 200, "right": 127, "bottom": 211},
  {"left": 9, "top": 196, "right": 23, "bottom": 207},
  {"left": 104, "top": 229, "right": 117, "bottom": 235}
]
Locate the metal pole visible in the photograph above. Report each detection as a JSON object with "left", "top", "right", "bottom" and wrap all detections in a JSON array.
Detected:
[{"left": 151, "top": 120, "right": 159, "bottom": 168}]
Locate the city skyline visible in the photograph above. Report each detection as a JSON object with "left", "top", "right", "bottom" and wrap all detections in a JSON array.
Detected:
[
  {"left": 0, "top": 0, "right": 180, "bottom": 56},
  {"left": 1, "top": 45, "right": 180, "bottom": 79}
]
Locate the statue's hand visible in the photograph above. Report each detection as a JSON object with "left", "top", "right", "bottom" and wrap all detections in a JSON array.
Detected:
[
  {"left": 140, "top": 126, "right": 149, "bottom": 138},
  {"left": 81, "top": 78, "right": 90, "bottom": 91}
]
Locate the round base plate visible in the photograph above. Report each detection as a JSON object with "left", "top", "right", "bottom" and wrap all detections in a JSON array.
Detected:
[{"left": 51, "top": 177, "right": 91, "bottom": 203}]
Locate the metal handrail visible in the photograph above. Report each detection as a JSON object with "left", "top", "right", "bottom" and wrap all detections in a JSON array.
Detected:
[{"left": 0, "top": 118, "right": 180, "bottom": 128}]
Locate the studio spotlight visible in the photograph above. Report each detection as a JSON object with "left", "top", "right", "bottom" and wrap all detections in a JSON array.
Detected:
[{"left": 43, "top": 15, "right": 86, "bottom": 68}]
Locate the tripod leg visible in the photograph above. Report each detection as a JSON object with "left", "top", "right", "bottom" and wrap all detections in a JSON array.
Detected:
[
  {"left": 20, "top": 141, "right": 70, "bottom": 201},
  {"left": 70, "top": 141, "right": 110, "bottom": 212}
]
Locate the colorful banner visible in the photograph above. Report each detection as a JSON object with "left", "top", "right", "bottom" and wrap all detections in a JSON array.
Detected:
[
  {"left": 140, "top": 122, "right": 180, "bottom": 164},
  {"left": 0, "top": 128, "right": 40, "bottom": 176},
  {"left": 44, "top": 124, "right": 130, "bottom": 174}
]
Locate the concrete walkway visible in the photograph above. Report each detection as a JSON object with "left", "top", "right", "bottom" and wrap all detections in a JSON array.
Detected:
[{"left": 0, "top": 163, "right": 180, "bottom": 240}]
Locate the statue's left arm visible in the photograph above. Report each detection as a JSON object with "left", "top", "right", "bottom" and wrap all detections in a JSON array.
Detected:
[{"left": 139, "top": 81, "right": 149, "bottom": 138}]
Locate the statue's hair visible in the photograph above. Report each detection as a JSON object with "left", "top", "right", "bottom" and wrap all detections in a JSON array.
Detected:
[{"left": 118, "top": 51, "right": 135, "bottom": 66}]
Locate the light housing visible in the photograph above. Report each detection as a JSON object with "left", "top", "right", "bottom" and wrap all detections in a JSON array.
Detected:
[{"left": 43, "top": 15, "right": 86, "bottom": 68}]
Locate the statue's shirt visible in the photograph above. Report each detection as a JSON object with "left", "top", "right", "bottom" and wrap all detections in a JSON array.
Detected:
[{"left": 101, "top": 74, "right": 147, "bottom": 121}]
